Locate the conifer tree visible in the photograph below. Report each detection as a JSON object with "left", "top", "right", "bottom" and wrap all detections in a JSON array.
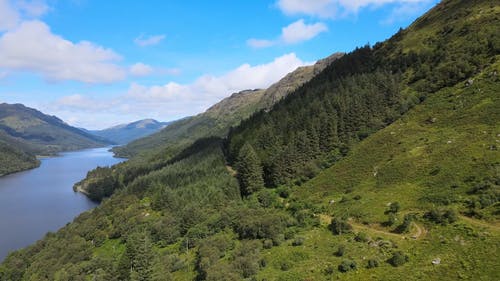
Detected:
[{"left": 236, "top": 143, "right": 264, "bottom": 196}]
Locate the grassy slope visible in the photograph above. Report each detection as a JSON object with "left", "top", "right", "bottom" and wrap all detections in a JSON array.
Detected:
[
  {"left": 1, "top": 1, "right": 498, "bottom": 280},
  {"left": 253, "top": 57, "right": 500, "bottom": 281}
]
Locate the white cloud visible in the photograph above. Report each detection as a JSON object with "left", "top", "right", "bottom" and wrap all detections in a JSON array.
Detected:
[
  {"left": 0, "top": 20, "right": 126, "bottom": 83},
  {"left": 281, "top": 19, "right": 327, "bottom": 44},
  {"left": 277, "top": 0, "right": 431, "bottom": 18},
  {"left": 0, "top": 0, "right": 20, "bottom": 31},
  {"left": 278, "top": 0, "right": 336, "bottom": 18},
  {"left": 247, "top": 38, "right": 275, "bottom": 48},
  {"left": 134, "top": 34, "right": 165, "bottom": 47},
  {"left": 50, "top": 53, "right": 310, "bottom": 129},
  {"left": 130, "top": 62, "right": 154, "bottom": 77},
  {"left": 17, "top": 0, "right": 49, "bottom": 17},
  {"left": 127, "top": 53, "right": 309, "bottom": 103},
  {"left": 381, "top": 1, "right": 434, "bottom": 25},
  {"left": 247, "top": 19, "right": 327, "bottom": 48}
]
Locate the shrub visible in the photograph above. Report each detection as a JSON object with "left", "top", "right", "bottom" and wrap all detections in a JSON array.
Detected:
[
  {"left": 424, "top": 209, "right": 458, "bottom": 225},
  {"left": 388, "top": 251, "right": 409, "bottom": 267},
  {"left": 292, "top": 236, "right": 305, "bottom": 246},
  {"left": 396, "top": 213, "right": 415, "bottom": 233},
  {"left": 335, "top": 244, "right": 346, "bottom": 257},
  {"left": 355, "top": 232, "right": 369, "bottom": 242},
  {"left": 367, "top": 259, "right": 379, "bottom": 268},
  {"left": 329, "top": 218, "right": 353, "bottom": 235},
  {"left": 263, "top": 239, "right": 273, "bottom": 249},
  {"left": 385, "top": 202, "right": 401, "bottom": 214},
  {"left": 338, "top": 260, "right": 357, "bottom": 272},
  {"left": 280, "top": 261, "right": 291, "bottom": 271},
  {"left": 324, "top": 264, "right": 335, "bottom": 275}
]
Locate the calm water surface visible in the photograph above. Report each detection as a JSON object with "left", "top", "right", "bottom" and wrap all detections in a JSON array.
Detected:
[{"left": 0, "top": 147, "right": 124, "bottom": 261}]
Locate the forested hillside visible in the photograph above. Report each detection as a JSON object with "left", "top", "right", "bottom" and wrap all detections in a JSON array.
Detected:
[
  {"left": 0, "top": 137, "right": 39, "bottom": 176},
  {"left": 113, "top": 53, "right": 343, "bottom": 159},
  {"left": 0, "top": 103, "right": 110, "bottom": 175},
  {"left": 1, "top": 0, "right": 498, "bottom": 280}
]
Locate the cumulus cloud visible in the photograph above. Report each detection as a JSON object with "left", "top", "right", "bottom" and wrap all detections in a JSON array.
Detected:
[
  {"left": 281, "top": 19, "right": 327, "bottom": 44},
  {"left": 277, "top": 0, "right": 432, "bottom": 18},
  {"left": 16, "top": 0, "right": 49, "bottom": 17},
  {"left": 127, "top": 53, "right": 309, "bottom": 103},
  {"left": 50, "top": 53, "right": 310, "bottom": 129},
  {"left": 0, "top": 20, "right": 126, "bottom": 83},
  {"left": 134, "top": 34, "right": 165, "bottom": 47},
  {"left": 248, "top": 19, "right": 327, "bottom": 48},
  {"left": 0, "top": 0, "right": 130, "bottom": 83},
  {"left": 129, "top": 62, "right": 154, "bottom": 77},
  {"left": 0, "top": 0, "right": 19, "bottom": 31}
]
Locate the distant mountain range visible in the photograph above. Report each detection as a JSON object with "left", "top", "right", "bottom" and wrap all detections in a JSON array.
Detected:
[
  {"left": 87, "top": 119, "right": 172, "bottom": 145},
  {"left": 0, "top": 103, "right": 111, "bottom": 175},
  {"left": 2, "top": 0, "right": 500, "bottom": 279}
]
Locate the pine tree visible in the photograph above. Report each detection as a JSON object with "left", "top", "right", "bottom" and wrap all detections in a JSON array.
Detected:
[{"left": 236, "top": 143, "right": 264, "bottom": 195}]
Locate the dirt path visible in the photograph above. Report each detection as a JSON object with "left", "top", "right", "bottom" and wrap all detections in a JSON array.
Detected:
[
  {"left": 350, "top": 221, "right": 404, "bottom": 239},
  {"left": 458, "top": 215, "right": 500, "bottom": 232},
  {"left": 320, "top": 213, "right": 427, "bottom": 240}
]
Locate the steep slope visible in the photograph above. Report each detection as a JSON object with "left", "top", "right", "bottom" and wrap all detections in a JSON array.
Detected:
[
  {"left": 113, "top": 53, "right": 343, "bottom": 158},
  {"left": 0, "top": 103, "right": 110, "bottom": 175},
  {"left": 0, "top": 1, "right": 498, "bottom": 280},
  {"left": 89, "top": 119, "right": 172, "bottom": 145},
  {"left": 0, "top": 103, "right": 110, "bottom": 154},
  {"left": 252, "top": 57, "right": 500, "bottom": 281},
  {"left": 0, "top": 137, "right": 39, "bottom": 176}
]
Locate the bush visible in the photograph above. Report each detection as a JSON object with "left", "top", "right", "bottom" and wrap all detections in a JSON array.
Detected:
[
  {"left": 338, "top": 260, "right": 357, "bottom": 272},
  {"left": 396, "top": 213, "right": 415, "bottom": 233},
  {"left": 388, "top": 251, "right": 409, "bottom": 267},
  {"left": 367, "top": 259, "right": 379, "bottom": 268},
  {"left": 280, "top": 261, "right": 291, "bottom": 271},
  {"left": 385, "top": 202, "right": 401, "bottom": 214},
  {"left": 324, "top": 264, "right": 335, "bottom": 275},
  {"left": 355, "top": 232, "right": 369, "bottom": 242},
  {"left": 292, "top": 236, "right": 305, "bottom": 246},
  {"left": 335, "top": 244, "right": 346, "bottom": 257},
  {"left": 424, "top": 209, "right": 457, "bottom": 225},
  {"left": 384, "top": 213, "right": 397, "bottom": 226},
  {"left": 263, "top": 239, "right": 273, "bottom": 249},
  {"left": 329, "top": 218, "right": 353, "bottom": 235}
]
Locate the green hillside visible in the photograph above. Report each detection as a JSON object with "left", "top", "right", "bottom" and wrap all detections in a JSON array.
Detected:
[
  {"left": 0, "top": 103, "right": 111, "bottom": 175},
  {"left": 88, "top": 119, "right": 172, "bottom": 145},
  {"left": 1, "top": 0, "right": 498, "bottom": 280},
  {"left": 0, "top": 137, "right": 39, "bottom": 176},
  {"left": 113, "top": 53, "right": 343, "bottom": 159}
]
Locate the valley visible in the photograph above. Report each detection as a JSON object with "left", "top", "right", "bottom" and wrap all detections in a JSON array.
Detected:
[{"left": 0, "top": 0, "right": 498, "bottom": 280}]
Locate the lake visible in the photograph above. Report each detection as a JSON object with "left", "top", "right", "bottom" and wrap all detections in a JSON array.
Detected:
[{"left": 0, "top": 147, "right": 124, "bottom": 261}]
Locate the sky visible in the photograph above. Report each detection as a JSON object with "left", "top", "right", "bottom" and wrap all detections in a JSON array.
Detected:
[{"left": 0, "top": 0, "right": 439, "bottom": 129}]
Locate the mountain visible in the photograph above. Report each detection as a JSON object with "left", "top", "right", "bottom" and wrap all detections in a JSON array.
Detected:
[
  {"left": 0, "top": 134, "right": 39, "bottom": 176},
  {"left": 0, "top": 103, "right": 111, "bottom": 175},
  {"left": 89, "top": 119, "right": 172, "bottom": 145},
  {"left": 113, "top": 53, "right": 343, "bottom": 158},
  {"left": 1, "top": 1, "right": 498, "bottom": 280}
]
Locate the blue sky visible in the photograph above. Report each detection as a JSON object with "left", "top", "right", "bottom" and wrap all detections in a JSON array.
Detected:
[{"left": 0, "top": 0, "right": 438, "bottom": 129}]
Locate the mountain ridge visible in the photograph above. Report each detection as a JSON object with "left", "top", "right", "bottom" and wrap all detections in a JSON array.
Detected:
[
  {"left": 0, "top": 0, "right": 498, "bottom": 280},
  {"left": 0, "top": 103, "right": 111, "bottom": 175},
  {"left": 88, "top": 119, "right": 172, "bottom": 145},
  {"left": 113, "top": 52, "right": 344, "bottom": 158}
]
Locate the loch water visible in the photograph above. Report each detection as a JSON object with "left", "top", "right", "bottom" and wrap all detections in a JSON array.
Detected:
[{"left": 0, "top": 147, "right": 124, "bottom": 261}]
